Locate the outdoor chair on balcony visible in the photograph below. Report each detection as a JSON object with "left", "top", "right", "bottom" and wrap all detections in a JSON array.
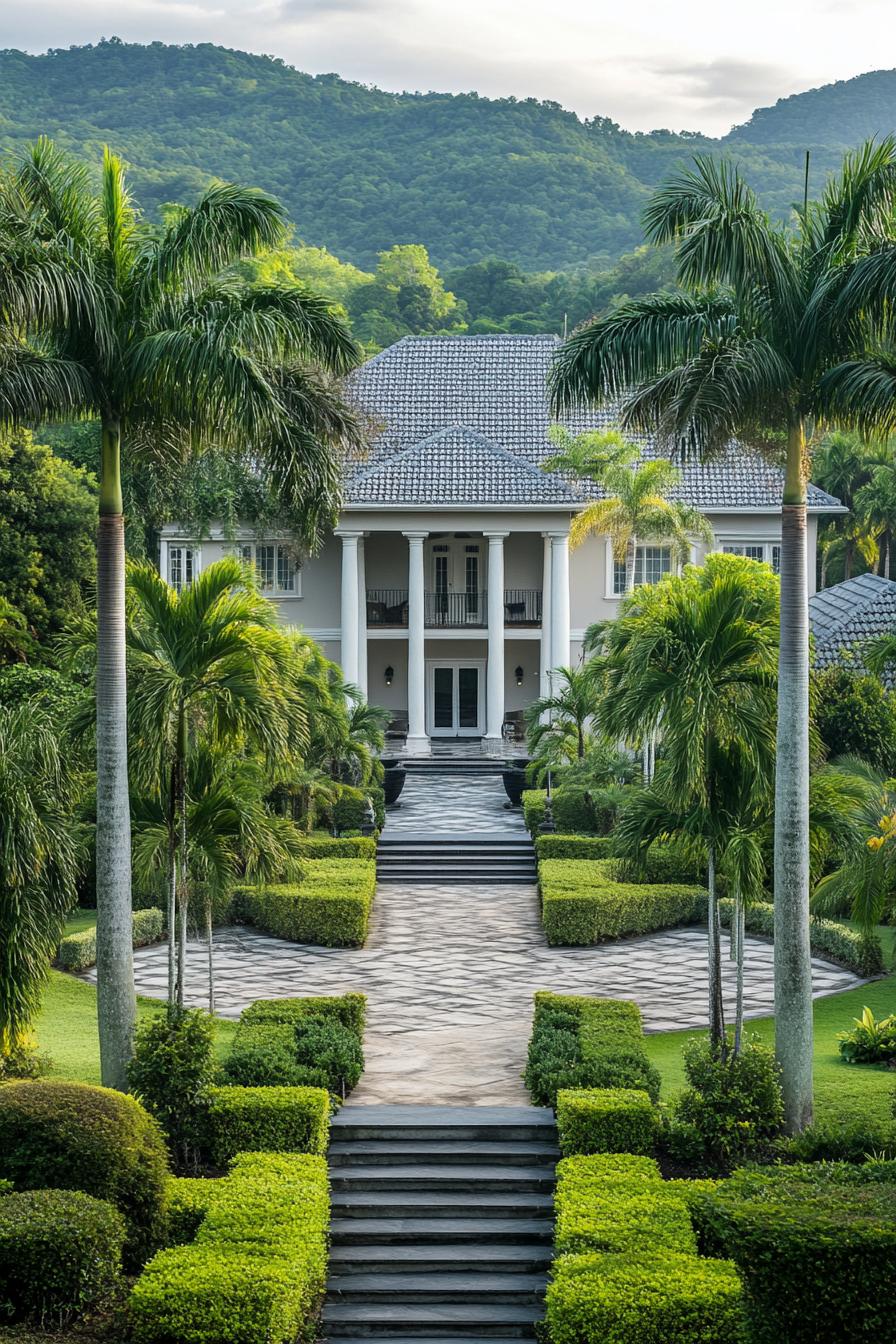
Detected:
[{"left": 504, "top": 599, "right": 526, "bottom": 622}]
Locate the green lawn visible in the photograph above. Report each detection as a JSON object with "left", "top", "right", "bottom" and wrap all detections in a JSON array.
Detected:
[
  {"left": 36, "top": 970, "right": 238, "bottom": 1084},
  {"left": 63, "top": 908, "right": 100, "bottom": 936},
  {"left": 644, "top": 971, "right": 896, "bottom": 1124}
]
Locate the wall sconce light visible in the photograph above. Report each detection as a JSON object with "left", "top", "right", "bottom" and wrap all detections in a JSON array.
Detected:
[
  {"left": 514, "top": 665, "right": 524, "bottom": 686},
  {"left": 384, "top": 665, "right": 394, "bottom": 686}
]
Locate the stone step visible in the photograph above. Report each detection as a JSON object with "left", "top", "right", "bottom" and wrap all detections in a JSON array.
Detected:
[
  {"left": 329, "top": 1217, "right": 554, "bottom": 1246},
  {"left": 376, "top": 873, "right": 536, "bottom": 885},
  {"left": 329, "top": 1244, "right": 552, "bottom": 1273},
  {"left": 376, "top": 842, "right": 533, "bottom": 853},
  {"left": 330, "top": 1191, "right": 554, "bottom": 1219},
  {"left": 328, "top": 1141, "right": 559, "bottom": 1168},
  {"left": 329, "top": 1166, "right": 554, "bottom": 1194},
  {"left": 330, "top": 1106, "right": 555, "bottom": 1145},
  {"left": 322, "top": 1302, "right": 540, "bottom": 1337},
  {"left": 326, "top": 1272, "right": 545, "bottom": 1304},
  {"left": 377, "top": 833, "right": 530, "bottom": 846}
]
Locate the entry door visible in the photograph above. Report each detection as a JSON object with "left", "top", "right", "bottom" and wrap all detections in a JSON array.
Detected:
[{"left": 427, "top": 662, "right": 484, "bottom": 735}]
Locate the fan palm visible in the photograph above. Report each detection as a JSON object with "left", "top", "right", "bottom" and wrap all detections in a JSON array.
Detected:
[
  {"left": 0, "top": 703, "right": 80, "bottom": 1056},
  {"left": 550, "top": 141, "right": 896, "bottom": 1129},
  {"left": 0, "top": 139, "right": 363, "bottom": 1086}
]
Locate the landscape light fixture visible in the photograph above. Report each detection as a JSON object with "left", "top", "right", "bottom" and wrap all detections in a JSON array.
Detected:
[
  {"left": 384, "top": 665, "right": 394, "bottom": 686},
  {"left": 514, "top": 665, "right": 524, "bottom": 685}
]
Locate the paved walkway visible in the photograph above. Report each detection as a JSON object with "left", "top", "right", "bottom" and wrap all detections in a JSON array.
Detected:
[
  {"left": 118, "top": 775, "right": 862, "bottom": 1104},
  {"left": 385, "top": 769, "right": 527, "bottom": 834}
]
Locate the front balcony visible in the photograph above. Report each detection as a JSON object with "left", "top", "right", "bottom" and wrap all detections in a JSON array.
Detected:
[{"left": 366, "top": 588, "right": 543, "bottom": 629}]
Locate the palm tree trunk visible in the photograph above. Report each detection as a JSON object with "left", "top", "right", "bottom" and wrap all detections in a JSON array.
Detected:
[
  {"left": 707, "top": 843, "right": 725, "bottom": 1055},
  {"left": 166, "top": 762, "right": 177, "bottom": 1015},
  {"left": 94, "top": 417, "right": 135, "bottom": 1090},
  {"left": 774, "top": 422, "right": 814, "bottom": 1133},
  {"left": 175, "top": 707, "right": 188, "bottom": 1011},
  {"left": 734, "top": 898, "right": 746, "bottom": 1056},
  {"left": 625, "top": 537, "right": 637, "bottom": 593},
  {"left": 845, "top": 538, "right": 854, "bottom": 580},
  {"left": 206, "top": 892, "right": 215, "bottom": 1017}
]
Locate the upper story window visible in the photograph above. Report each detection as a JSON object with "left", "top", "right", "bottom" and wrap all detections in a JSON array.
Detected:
[
  {"left": 721, "top": 542, "right": 781, "bottom": 575},
  {"left": 235, "top": 542, "right": 300, "bottom": 597},
  {"left": 169, "top": 546, "right": 195, "bottom": 594},
  {"left": 612, "top": 545, "right": 673, "bottom": 596}
]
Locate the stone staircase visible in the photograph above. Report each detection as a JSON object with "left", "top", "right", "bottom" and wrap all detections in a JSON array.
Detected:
[
  {"left": 322, "top": 1105, "right": 557, "bottom": 1341},
  {"left": 376, "top": 836, "right": 537, "bottom": 885}
]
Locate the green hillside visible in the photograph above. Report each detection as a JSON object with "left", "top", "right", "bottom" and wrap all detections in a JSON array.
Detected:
[{"left": 1, "top": 40, "right": 895, "bottom": 271}]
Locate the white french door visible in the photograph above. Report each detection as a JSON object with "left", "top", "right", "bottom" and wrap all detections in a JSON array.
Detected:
[
  {"left": 425, "top": 660, "right": 486, "bottom": 736},
  {"left": 428, "top": 540, "right": 483, "bottom": 625}
]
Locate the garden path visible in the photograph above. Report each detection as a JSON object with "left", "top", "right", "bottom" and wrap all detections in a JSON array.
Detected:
[{"left": 114, "top": 770, "right": 862, "bottom": 1104}]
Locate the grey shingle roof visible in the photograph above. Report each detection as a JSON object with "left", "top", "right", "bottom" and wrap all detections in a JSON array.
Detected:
[
  {"left": 349, "top": 425, "right": 581, "bottom": 505},
  {"left": 811, "top": 575, "right": 896, "bottom": 684},
  {"left": 346, "top": 334, "right": 844, "bottom": 511}
]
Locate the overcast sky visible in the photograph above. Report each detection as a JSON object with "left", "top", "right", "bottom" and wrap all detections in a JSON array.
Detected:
[{"left": 4, "top": 0, "right": 890, "bottom": 136}]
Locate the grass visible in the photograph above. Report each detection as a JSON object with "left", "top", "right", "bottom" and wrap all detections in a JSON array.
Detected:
[
  {"left": 644, "top": 971, "right": 896, "bottom": 1124},
  {"left": 35, "top": 970, "right": 238, "bottom": 1084},
  {"left": 63, "top": 908, "right": 99, "bottom": 936}
]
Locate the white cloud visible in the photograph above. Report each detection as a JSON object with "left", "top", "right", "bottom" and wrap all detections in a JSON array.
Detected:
[{"left": 2, "top": 0, "right": 888, "bottom": 135}]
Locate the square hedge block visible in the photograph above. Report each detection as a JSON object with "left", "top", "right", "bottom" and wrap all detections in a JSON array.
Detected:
[{"left": 557, "top": 1087, "right": 656, "bottom": 1156}]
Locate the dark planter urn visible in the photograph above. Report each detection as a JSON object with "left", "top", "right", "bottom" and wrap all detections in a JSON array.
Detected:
[
  {"left": 383, "top": 765, "right": 407, "bottom": 806},
  {"left": 502, "top": 768, "right": 527, "bottom": 807}
]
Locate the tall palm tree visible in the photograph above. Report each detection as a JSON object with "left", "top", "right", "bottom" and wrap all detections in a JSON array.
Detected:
[
  {"left": 596, "top": 554, "right": 779, "bottom": 1054},
  {"left": 0, "top": 703, "right": 80, "bottom": 1058},
  {"left": 0, "top": 140, "right": 362, "bottom": 1087},
  {"left": 857, "top": 464, "right": 896, "bottom": 577},
  {"left": 525, "top": 665, "right": 599, "bottom": 764},
  {"left": 124, "top": 557, "right": 307, "bottom": 1011},
  {"left": 550, "top": 142, "right": 896, "bottom": 1130},
  {"left": 544, "top": 429, "right": 712, "bottom": 593}
]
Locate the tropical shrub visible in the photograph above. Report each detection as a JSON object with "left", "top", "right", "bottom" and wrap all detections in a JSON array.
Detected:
[
  {"left": 692, "top": 1162, "right": 896, "bottom": 1343},
  {"left": 205, "top": 1086, "right": 330, "bottom": 1165},
  {"left": 717, "top": 897, "right": 885, "bottom": 978},
  {"left": 0, "top": 1188, "right": 126, "bottom": 1324},
  {"left": 525, "top": 993, "right": 660, "bottom": 1108},
  {"left": 664, "top": 1037, "right": 784, "bottom": 1173},
  {"left": 128, "top": 1010, "right": 217, "bottom": 1169},
  {"left": 837, "top": 1006, "right": 896, "bottom": 1064},
  {"left": 779, "top": 1116, "right": 896, "bottom": 1164},
  {"left": 235, "top": 859, "right": 375, "bottom": 946},
  {"left": 523, "top": 788, "right": 599, "bottom": 835},
  {"left": 56, "top": 907, "right": 164, "bottom": 971},
  {"left": 814, "top": 666, "right": 896, "bottom": 774},
  {"left": 0, "top": 1081, "right": 169, "bottom": 1267},
  {"left": 223, "top": 993, "right": 366, "bottom": 1095},
  {"left": 556, "top": 1088, "right": 656, "bottom": 1157},
  {"left": 131, "top": 1152, "right": 328, "bottom": 1344},
  {"left": 539, "top": 858, "right": 706, "bottom": 944},
  {"left": 332, "top": 783, "right": 385, "bottom": 834}
]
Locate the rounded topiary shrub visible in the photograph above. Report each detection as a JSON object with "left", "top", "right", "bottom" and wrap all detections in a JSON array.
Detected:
[
  {"left": 0, "top": 1081, "right": 169, "bottom": 1267},
  {"left": 0, "top": 1188, "right": 126, "bottom": 1324}
]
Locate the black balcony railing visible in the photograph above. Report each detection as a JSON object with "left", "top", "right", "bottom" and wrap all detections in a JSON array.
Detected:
[{"left": 366, "top": 588, "right": 543, "bottom": 628}]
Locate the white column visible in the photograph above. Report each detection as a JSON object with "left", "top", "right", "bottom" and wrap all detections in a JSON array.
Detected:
[
  {"left": 550, "top": 531, "right": 571, "bottom": 671},
  {"left": 540, "top": 532, "right": 553, "bottom": 698},
  {"left": 403, "top": 531, "right": 430, "bottom": 756},
  {"left": 485, "top": 531, "right": 508, "bottom": 748},
  {"left": 339, "top": 531, "right": 361, "bottom": 687},
  {"left": 357, "top": 536, "right": 368, "bottom": 699}
]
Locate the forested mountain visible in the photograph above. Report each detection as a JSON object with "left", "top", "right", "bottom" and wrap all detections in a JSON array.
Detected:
[{"left": 1, "top": 40, "right": 895, "bottom": 271}]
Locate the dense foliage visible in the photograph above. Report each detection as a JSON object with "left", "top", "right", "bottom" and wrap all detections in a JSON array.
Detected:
[{"left": 2, "top": 40, "right": 895, "bottom": 272}]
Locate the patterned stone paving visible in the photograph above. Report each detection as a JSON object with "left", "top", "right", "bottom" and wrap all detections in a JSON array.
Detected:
[
  {"left": 115, "top": 875, "right": 861, "bottom": 1104},
  {"left": 383, "top": 769, "right": 527, "bottom": 835}
]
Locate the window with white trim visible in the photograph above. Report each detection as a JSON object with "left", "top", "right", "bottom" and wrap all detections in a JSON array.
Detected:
[
  {"left": 612, "top": 545, "right": 673, "bottom": 595},
  {"left": 168, "top": 546, "right": 195, "bottom": 593},
  {"left": 234, "top": 542, "right": 299, "bottom": 596},
  {"left": 721, "top": 543, "right": 781, "bottom": 575}
]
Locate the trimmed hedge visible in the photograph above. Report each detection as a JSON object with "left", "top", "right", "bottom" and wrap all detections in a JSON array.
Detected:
[
  {"left": 548, "top": 1154, "right": 742, "bottom": 1343},
  {"left": 535, "top": 834, "right": 615, "bottom": 861},
  {"left": 205, "top": 1085, "right": 330, "bottom": 1166},
  {"left": 295, "top": 835, "right": 376, "bottom": 860},
  {"left": 717, "top": 898, "right": 885, "bottom": 978},
  {"left": 522, "top": 788, "right": 599, "bottom": 836},
  {"left": 692, "top": 1162, "right": 896, "bottom": 1343},
  {"left": 333, "top": 783, "right": 385, "bottom": 834},
  {"left": 223, "top": 994, "right": 366, "bottom": 1094},
  {"left": 525, "top": 993, "right": 660, "bottom": 1108},
  {"left": 557, "top": 1088, "right": 655, "bottom": 1157},
  {"left": 235, "top": 859, "right": 375, "bottom": 947},
  {"left": 132, "top": 1152, "right": 328, "bottom": 1344},
  {"left": 0, "top": 1188, "right": 126, "bottom": 1324},
  {"left": 0, "top": 1081, "right": 169, "bottom": 1268},
  {"left": 56, "top": 907, "right": 164, "bottom": 971},
  {"left": 547, "top": 1250, "right": 743, "bottom": 1344},
  {"left": 540, "top": 859, "right": 705, "bottom": 945}
]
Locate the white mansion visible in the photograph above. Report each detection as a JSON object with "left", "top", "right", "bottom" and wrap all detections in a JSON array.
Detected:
[{"left": 161, "top": 334, "right": 843, "bottom": 755}]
